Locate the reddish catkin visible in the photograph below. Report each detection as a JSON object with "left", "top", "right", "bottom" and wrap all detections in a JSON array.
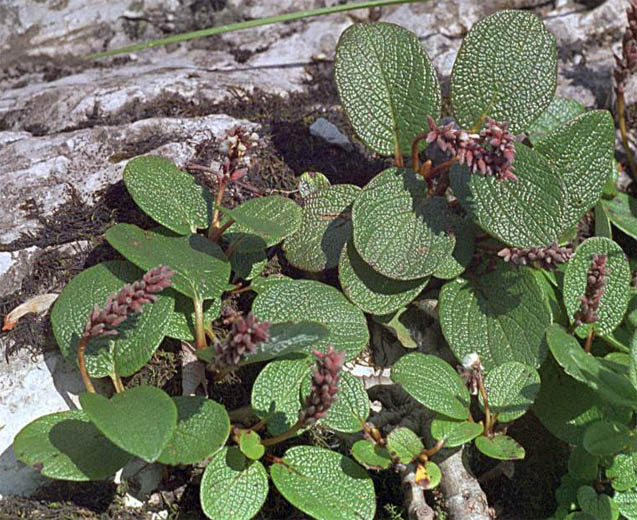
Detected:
[
  {"left": 497, "top": 243, "right": 573, "bottom": 270},
  {"left": 82, "top": 265, "right": 175, "bottom": 341},
  {"left": 298, "top": 347, "right": 346, "bottom": 427},
  {"left": 426, "top": 115, "right": 517, "bottom": 181},
  {"left": 615, "top": 0, "right": 637, "bottom": 95},
  {"left": 211, "top": 312, "right": 271, "bottom": 371},
  {"left": 573, "top": 254, "right": 610, "bottom": 326}
]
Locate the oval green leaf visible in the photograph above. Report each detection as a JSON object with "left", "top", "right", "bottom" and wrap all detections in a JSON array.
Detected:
[
  {"left": 299, "top": 171, "right": 330, "bottom": 198},
  {"left": 450, "top": 9, "right": 556, "bottom": 133},
  {"left": 391, "top": 353, "right": 470, "bottom": 420},
  {"left": 567, "top": 446, "right": 599, "bottom": 482},
  {"left": 334, "top": 22, "right": 441, "bottom": 156},
  {"left": 157, "top": 396, "right": 230, "bottom": 465},
  {"left": 350, "top": 440, "right": 392, "bottom": 470},
  {"left": 221, "top": 195, "right": 302, "bottom": 246},
  {"left": 386, "top": 426, "right": 423, "bottom": 464},
  {"left": 353, "top": 169, "right": 455, "bottom": 280},
  {"left": 200, "top": 447, "right": 268, "bottom": 520},
  {"left": 481, "top": 361, "right": 540, "bottom": 423},
  {"left": 563, "top": 237, "right": 630, "bottom": 337},
  {"left": 607, "top": 453, "right": 637, "bottom": 491},
  {"left": 439, "top": 264, "right": 551, "bottom": 370},
  {"left": 51, "top": 260, "right": 173, "bottom": 378},
  {"left": 80, "top": 385, "right": 177, "bottom": 463},
  {"left": 339, "top": 240, "right": 428, "bottom": 315},
  {"left": 474, "top": 434, "right": 525, "bottom": 461},
  {"left": 430, "top": 416, "right": 484, "bottom": 448},
  {"left": 577, "top": 486, "right": 619, "bottom": 520},
  {"left": 526, "top": 96, "right": 586, "bottom": 144},
  {"left": 252, "top": 279, "right": 369, "bottom": 361},
  {"left": 105, "top": 224, "right": 231, "bottom": 301},
  {"left": 284, "top": 184, "right": 360, "bottom": 272},
  {"left": 123, "top": 155, "right": 213, "bottom": 235},
  {"left": 534, "top": 110, "right": 615, "bottom": 230},
  {"left": 238, "top": 430, "right": 265, "bottom": 461},
  {"left": 13, "top": 410, "right": 133, "bottom": 481},
  {"left": 271, "top": 445, "right": 376, "bottom": 520},
  {"left": 417, "top": 461, "right": 442, "bottom": 490},
  {"left": 165, "top": 291, "right": 221, "bottom": 342},
  {"left": 615, "top": 489, "right": 637, "bottom": 520},
  {"left": 251, "top": 358, "right": 310, "bottom": 435},
  {"left": 450, "top": 143, "right": 566, "bottom": 248},
  {"left": 547, "top": 324, "right": 637, "bottom": 408},
  {"left": 583, "top": 420, "right": 631, "bottom": 456},
  {"left": 602, "top": 192, "right": 637, "bottom": 240}
]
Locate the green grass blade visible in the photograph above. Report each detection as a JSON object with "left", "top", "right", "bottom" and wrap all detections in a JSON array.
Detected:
[{"left": 88, "top": 0, "right": 425, "bottom": 58}]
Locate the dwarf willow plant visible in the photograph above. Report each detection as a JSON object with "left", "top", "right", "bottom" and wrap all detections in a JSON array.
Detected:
[{"left": 12, "top": 8, "right": 636, "bottom": 520}]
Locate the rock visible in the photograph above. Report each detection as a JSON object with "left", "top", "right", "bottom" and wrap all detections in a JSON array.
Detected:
[
  {"left": 309, "top": 117, "right": 352, "bottom": 151},
  {"left": 0, "top": 349, "right": 95, "bottom": 498},
  {"left": 0, "top": 247, "right": 39, "bottom": 298}
]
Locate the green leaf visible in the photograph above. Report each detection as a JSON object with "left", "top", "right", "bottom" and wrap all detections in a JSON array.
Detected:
[
  {"left": 298, "top": 171, "right": 330, "bottom": 198},
  {"left": 474, "top": 434, "right": 525, "bottom": 461},
  {"left": 373, "top": 306, "right": 419, "bottom": 349},
  {"left": 534, "top": 111, "right": 615, "bottom": 230},
  {"left": 583, "top": 420, "right": 631, "bottom": 456},
  {"left": 51, "top": 260, "right": 173, "bottom": 378},
  {"left": 302, "top": 371, "right": 370, "bottom": 433},
  {"left": 80, "top": 385, "right": 177, "bottom": 463},
  {"left": 607, "top": 453, "right": 637, "bottom": 491},
  {"left": 534, "top": 358, "right": 632, "bottom": 444},
  {"left": 430, "top": 416, "right": 483, "bottom": 448},
  {"left": 284, "top": 184, "right": 359, "bottom": 272},
  {"left": 221, "top": 195, "right": 302, "bottom": 245},
  {"left": 386, "top": 427, "right": 423, "bottom": 464},
  {"left": 13, "top": 410, "right": 133, "bottom": 481},
  {"left": 577, "top": 486, "right": 619, "bottom": 520},
  {"left": 352, "top": 169, "right": 455, "bottom": 280},
  {"left": 251, "top": 358, "right": 310, "bottom": 435},
  {"left": 241, "top": 321, "right": 329, "bottom": 366},
  {"left": 602, "top": 192, "right": 637, "bottom": 240},
  {"left": 339, "top": 240, "right": 428, "bottom": 315},
  {"left": 105, "top": 224, "right": 231, "bottom": 300},
  {"left": 157, "top": 396, "right": 230, "bottom": 465},
  {"left": 614, "top": 489, "right": 637, "bottom": 520},
  {"left": 595, "top": 203, "right": 613, "bottom": 239},
  {"left": 250, "top": 274, "right": 293, "bottom": 295},
  {"left": 229, "top": 248, "right": 267, "bottom": 281},
  {"left": 450, "top": 143, "right": 566, "bottom": 248},
  {"left": 350, "top": 440, "right": 392, "bottom": 470},
  {"left": 334, "top": 22, "right": 440, "bottom": 156},
  {"left": 252, "top": 279, "right": 369, "bottom": 361},
  {"left": 450, "top": 9, "right": 556, "bottom": 133},
  {"left": 416, "top": 461, "right": 442, "bottom": 490},
  {"left": 200, "top": 447, "right": 268, "bottom": 520},
  {"left": 271, "top": 445, "right": 376, "bottom": 520},
  {"left": 439, "top": 264, "right": 551, "bottom": 370},
  {"left": 165, "top": 291, "right": 221, "bottom": 342},
  {"left": 568, "top": 446, "right": 599, "bottom": 482},
  {"left": 531, "top": 268, "right": 569, "bottom": 326},
  {"left": 480, "top": 362, "right": 540, "bottom": 423},
  {"left": 432, "top": 217, "right": 476, "bottom": 280},
  {"left": 526, "top": 96, "right": 586, "bottom": 144},
  {"left": 391, "top": 353, "right": 471, "bottom": 419},
  {"left": 547, "top": 324, "right": 637, "bottom": 408},
  {"left": 563, "top": 237, "right": 630, "bottom": 336},
  {"left": 195, "top": 321, "right": 328, "bottom": 365},
  {"left": 238, "top": 430, "right": 265, "bottom": 461},
  {"left": 123, "top": 155, "right": 213, "bottom": 234}
]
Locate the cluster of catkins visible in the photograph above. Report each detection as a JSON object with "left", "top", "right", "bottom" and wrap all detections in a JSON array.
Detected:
[
  {"left": 615, "top": 0, "right": 637, "bottom": 95},
  {"left": 426, "top": 115, "right": 517, "bottom": 181},
  {"left": 82, "top": 265, "right": 175, "bottom": 341},
  {"left": 497, "top": 243, "right": 573, "bottom": 270},
  {"left": 219, "top": 126, "right": 259, "bottom": 182},
  {"left": 298, "top": 347, "right": 346, "bottom": 427},
  {"left": 211, "top": 312, "right": 271, "bottom": 371},
  {"left": 573, "top": 254, "right": 610, "bottom": 326}
]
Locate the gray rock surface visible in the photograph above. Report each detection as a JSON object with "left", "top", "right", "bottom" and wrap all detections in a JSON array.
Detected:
[{"left": 0, "top": 0, "right": 629, "bottom": 500}]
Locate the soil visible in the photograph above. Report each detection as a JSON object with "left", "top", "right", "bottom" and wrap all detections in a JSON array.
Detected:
[{"left": 0, "top": 54, "right": 609, "bottom": 520}]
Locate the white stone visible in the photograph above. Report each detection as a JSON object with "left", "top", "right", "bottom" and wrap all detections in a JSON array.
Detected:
[{"left": 309, "top": 117, "right": 352, "bottom": 151}]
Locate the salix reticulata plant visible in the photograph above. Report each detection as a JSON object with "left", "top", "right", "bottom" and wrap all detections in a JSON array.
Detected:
[{"left": 13, "top": 7, "right": 637, "bottom": 520}]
